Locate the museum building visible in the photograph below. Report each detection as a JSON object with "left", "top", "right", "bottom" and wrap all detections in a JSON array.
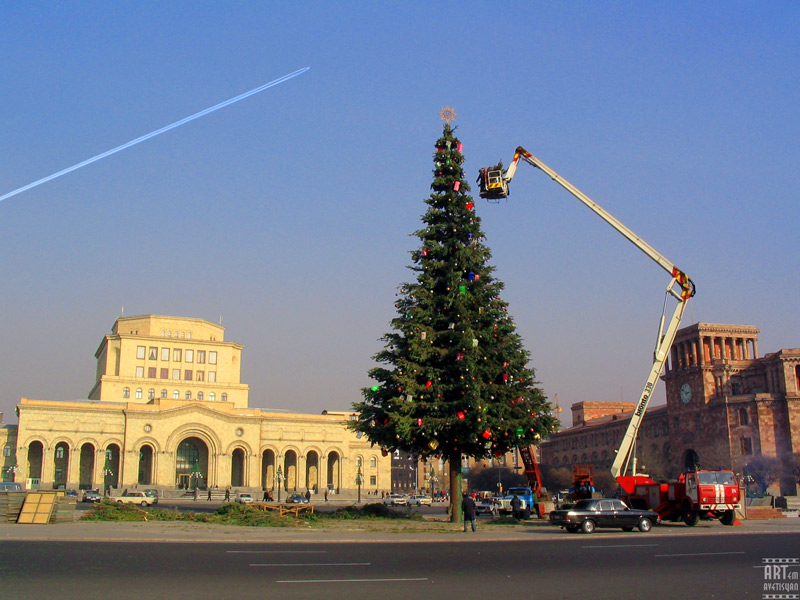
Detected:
[
  {"left": 0, "top": 315, "right": 391, "bottom": 496},
  {"left": 540, "top": 323, "right": 800, "bottom": 495}
]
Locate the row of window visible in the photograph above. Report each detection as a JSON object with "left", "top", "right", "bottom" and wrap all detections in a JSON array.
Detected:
[
  {"left": 123, "top": 387, "right": 228, "bottom": 402},
  {"left": 135, "top": 366, "right": 217, "bottom": 382},
  {"left": 355, "top": 456, "right": 379, "bottom": 469},
  {"left": 136, "top": 346, "right": 218, "bottom": 364}
]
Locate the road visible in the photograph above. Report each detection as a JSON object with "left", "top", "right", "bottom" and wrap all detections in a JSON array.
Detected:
[{"left": 2, "top": 530, "right": 797, "bottom": 600}]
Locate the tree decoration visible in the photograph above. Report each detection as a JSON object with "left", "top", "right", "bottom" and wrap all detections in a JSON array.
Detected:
[{"left": 350, "top": 116, "right": 557, "bottom": 523}]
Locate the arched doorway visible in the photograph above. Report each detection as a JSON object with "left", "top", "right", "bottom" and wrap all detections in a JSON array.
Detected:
[
  {"left": 683, "top": 449, "right": 700, "bottom": 471},
  {"left": 261, "top": 449, "right": 275, "bottom": 490},
  {"left": 27, "top": 441, "right": 43, "bottom": 487},
  {"left": 138, "top": 445, "right": 154, "bottom": 485},
  {"left": 231, "top": 448, "right": 246, "bottom": 487},
  {"left": 305, "top": 451, "right": 319, "bottom": 493},
  {"left": 104, "top": 444, "right": 121, "bottom": 492},
  {"left": 79, "top": 443, "right": 95, "bottom": 490},
  {"left": 176, "top": 437, "right": 208, "bottom": 490},
  {"left": 284, "top": 450, "right": 298, "bottom": 492},
  {"left": 53, "top": 442, "right": 69, "bottom": 489},
  {"left": 326, "top": 451, "right": 340, "bottom": 493}
]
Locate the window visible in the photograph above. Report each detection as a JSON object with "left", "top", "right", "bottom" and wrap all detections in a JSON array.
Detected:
[
  {"left": 161, "top": 347, "right": 170, "bottom": 361},
  {"left": 148, "top": 389, "right": 155, "bottom": 400},
  {"left": 172, "top": 369, "right": 180, "bottom": 380},
  {"left": 196, "top": 371, "right": 204, "bottom": 382},
  {"left": 209, "top": 351, "right": 217, "bottom": 364},
  {"left": 136, "top": 346, "right": 146, "bottom": 359},
  {"left": 136, "top": 366, "right": 144, "bottom": 378},
  {"left": 208, "top": 371, "right": 216, "bottom": 382},
  {"left": 173, "top": 390, "right": 180, "bottom": 399},
  {"left": 185, "top": 350, "right": 194, "bottom": 363},
  {"left": 148, "top": 347, "right": 157, "bottom": 360},
  {"left": 123, "top": 387, "right": 130, "bottom": 399},
  {"left": 197, "top": 351, "right": 205, "bottom": 364},
  {"left": 56, "top": 446, "right": 64, "bottom": 459},
  {"left": 370, "top": 476, "right": 376, "bottom": 486},
  {"left": 135, "top": 388, "right": 143, "bottom": 399},
  {"left": 197, "top": 391, "right": 203, "bottom": 401},
  {"left": 4, "top": 444, "right": 12, "bottom": 457},
  {"left": 356, "top": 456, "right": 363, "bottom": 467},
  {"left": 370, "top": 456, "right": 377, "bottom": 468},
  {"left": 185, "top": 391, "right": 191, "bottom": 399},
  {"left": 148, "top": 367, "right": 156, "bottom": 378},
  {"left": 160, "top": 389, "right": 167, "bottom": 399},
  {"left": 173, "top": 349, "right": 182, "bottom": 362},
  {"left": 738, "top": 408, "right": 749, "bottom": 426},
  {"left": 184, "top": 370, "right": 192, "bottom": 381},
  {"left": 187, "top": 332, "right": 191, "bottom": 340},
  {"left": 741, "top": 437, "right": 753, "bottom": 455},
  {"left": 160, "top": 368, "right": 169, "bottom": 379},
  {"left": 209, "top": 393, "right": 216, "bottom": 402},
  {"left": 221, "top": 393, "right": 228, "bottom": 402}
]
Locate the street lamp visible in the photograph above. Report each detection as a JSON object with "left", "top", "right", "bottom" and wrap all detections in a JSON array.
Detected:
[
  {"left": 5, "top": 464, "right": 20, "bottom": 482},
  {"left": 355, "top": 465, "right": 364, "bottom": 504},
  {"left": 275, "top": 466, "right": 284, "bottom": 503}
]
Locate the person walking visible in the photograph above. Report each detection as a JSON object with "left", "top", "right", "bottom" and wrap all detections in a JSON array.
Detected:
[
  {"left": 207, "top": 488, "right": 212, "bottom": 501},
  {"left": 324, "top": 489, "right": 328, "bottom": 502},
  {"left": 462, "top": 493, "right": 477, "bottom": 532},
  {"left": 305, "top": 489, "right": 311, "bottom": 503},
  {"left": 511, "top": 493, "right": 522, "bottom": 520},
  {"left": 224, "top": 486, "right": 230, "bottom": 502}
]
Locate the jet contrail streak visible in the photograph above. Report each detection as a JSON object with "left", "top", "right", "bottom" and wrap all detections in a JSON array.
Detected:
[{"left": 1, "top": 67, "right": 310, "bottom": 203}]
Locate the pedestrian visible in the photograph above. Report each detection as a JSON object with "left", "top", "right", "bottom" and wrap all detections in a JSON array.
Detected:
[
  {"left": 207, "top": 488, "right": 212, "bottom": 501},
  {"left": 224, "top": 485, "right": 230, "bottom": 502},
  {"left": 263, "top": 489, "right": 269, "bottom": 502},
  {"left": 193, "top": 487, "right": 198, "bottom": 501},
  {"left": 305, "top": 489, "right": 311, "bottom": 503},
  {"left": 462, "top": 493, "right": 477, "bottom": 532},
  {"left": 511, "top": 493, "right": 522, "bottom": 519},
  {"left": 324, "top": 489, "right": 328, "bottom": 502}
]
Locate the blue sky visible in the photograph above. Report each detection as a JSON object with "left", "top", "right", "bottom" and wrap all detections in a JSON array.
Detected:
[{"left": 1, "top": 1, "right": 798, "bottom": 426}]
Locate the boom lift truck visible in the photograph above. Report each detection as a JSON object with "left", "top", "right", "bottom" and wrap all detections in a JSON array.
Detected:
[{"left": 478, "top": 148, "right": 741, "bottom": 526}]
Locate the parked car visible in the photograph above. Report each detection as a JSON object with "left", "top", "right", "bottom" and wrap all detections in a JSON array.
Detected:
[
  {"left": 286, "top": 493, "right": 309, "bottom": 504},
  {"left": 475, "top": 497, "right": 500, "bottom": 516},
  {"left": 82, "top": 490, "right": 102, "bottom": 503},
  {"left": 549, "top": 498, "right": 660, "bottom": 534},
  {"left": 383, "top": 494, "right": 407, "bottom": 506},
  {"left": 115, "top": 490, "right": 156, "bottom": 507},
  {"left": 407, "top": 494, "right": 432, "bottom": 506},
  {"left": 63, "top": 489, "right": 79, "bottom": 499},
  {"left": 143, "top": 489, "right": 159, "bottom": 504},
  {"left": 237, "top": 493, "right": 254, "bottom": 504}
]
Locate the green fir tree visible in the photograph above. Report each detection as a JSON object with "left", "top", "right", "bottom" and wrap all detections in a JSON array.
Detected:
[{"left": 351, "top": 122, "right": 558, "bottom": 521}]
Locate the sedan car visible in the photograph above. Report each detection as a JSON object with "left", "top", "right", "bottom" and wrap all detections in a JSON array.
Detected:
[
  {"left": 407, "top": 494, "right": 432, "bottom": 506},
  {"left": 285, "top": 493, "right": 309, "bottom": 504},
  {"left": 115, "top": 490, "right": 156, "bottom": 507},
  {"left": 382, "top": 494, "right": 407, "bottom": 506},
  {"left": 549, "top": 498, "right": 660, "bottom": 533},
  {"left": 237, "top": 493, "right": 254, "bottom": 504},
  {"left": 82, "top": 490, "right": 102, "bottom": 503}
]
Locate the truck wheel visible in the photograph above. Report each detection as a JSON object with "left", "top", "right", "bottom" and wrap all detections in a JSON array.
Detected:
[
  {"left": 581, "top": 519, "right": 596, "bottom": 534},
  {"left": 682, "top": 507, "right": 699, "bottom": 527},
  {"left": 720, "top": 510, "right": 735, "bottom": 526},
  {"left": 523, "top": 507, "right": 531, "bottom": 520},
  {"left": 637, "top": 518, "right": 652, "bottom": 532}
]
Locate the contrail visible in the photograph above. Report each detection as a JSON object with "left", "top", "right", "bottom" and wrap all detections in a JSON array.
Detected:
[{"left": 0, "top": 67, "right": 310, "bottom": 203}]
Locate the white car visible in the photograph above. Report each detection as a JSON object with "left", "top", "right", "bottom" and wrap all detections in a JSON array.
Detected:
[
  {"left": 237, "top": 493, "right": 254, "bottom": 504},
  {"left": 115, "top": 491, "right": 155, "bottom": 507},
  {"left": 407, "top": 494, "right": 432, "bottom": 506},
  {"left": 383, "top": 494, "right": 407, "bottom": 506}
]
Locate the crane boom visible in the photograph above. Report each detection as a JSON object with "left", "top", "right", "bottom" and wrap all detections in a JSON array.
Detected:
[{"left": 478, "top": 147, "right": 695, "bottom": 479}]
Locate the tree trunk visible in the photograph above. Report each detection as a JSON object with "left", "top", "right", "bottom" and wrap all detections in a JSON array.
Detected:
[{"left": 449, "top": 451, "right": 462, "bottom": 523}]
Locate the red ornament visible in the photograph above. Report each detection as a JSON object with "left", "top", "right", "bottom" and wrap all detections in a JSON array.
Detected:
[
  {"left": 466, "top": 202, "right": 474, "bottom": 210},
  {"left": 457, "top": 411, "right": 465, "bottom": 420},
  {"left": 417, "top": 418, "right": 423, "bottom": 426},
  {"left": 426, "top": 380, "right": 432, "bottom": 388},
  {"left": 482, "top": 429, "right": 491, "bottom": 439}
]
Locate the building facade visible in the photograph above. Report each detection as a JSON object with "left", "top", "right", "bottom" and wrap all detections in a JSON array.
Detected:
[
  {"left": 2, "top": 315, "right": 391, "bottom": 496},
  {"left": 541, "top": 323, "right": 800, "bottom": 495}
]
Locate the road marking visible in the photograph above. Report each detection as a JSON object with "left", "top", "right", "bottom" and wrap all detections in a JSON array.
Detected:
[
  {"left": 227, "top": 550, "right": 326, "bottom": 554},
  {"left": 583, "top": 544, "right": 659, "bottom": 549},
  {"left": 251, "top": 563, "right": 370, "bottom": 567},
  {"left": 656, "top": 551, "right": 746, "bottom": 557},
  {"left": 277, "top": 578, "right": 428, "bottom": 584}
]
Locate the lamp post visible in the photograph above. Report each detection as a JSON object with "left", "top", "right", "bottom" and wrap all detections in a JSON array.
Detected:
[
  {"left": 5, "top": 464, "right": 20, "bottom": 482},
  {"left": 275, "top": 466, "right": 284, "bottom": 503},
  {"left": 355, "top": 465, "right": 364, "bottom": 504},
  {"left": 429, "top": 465, "right": 438, "bottom": 499}
]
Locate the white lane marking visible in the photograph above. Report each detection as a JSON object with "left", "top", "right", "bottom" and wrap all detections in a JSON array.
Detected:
[
  {"left": 656, "top": 551, "right": 745, "bottom": 557},
  {"left": 277, "top": 578, "right": 428, "bottom": 584},
  {"left": 582, "top": 544, "right": 659, "bottom": 549},
  {"left": 251, "top": 562, "right": 370, "bottom": 567}
]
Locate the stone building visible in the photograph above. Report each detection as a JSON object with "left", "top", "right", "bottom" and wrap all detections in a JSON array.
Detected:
[
  {"left": 0, "top": 315, "right": 391, "bottom": 496},
  {"left": 540, "top": 323, "right": 800, "bottom": 495}
]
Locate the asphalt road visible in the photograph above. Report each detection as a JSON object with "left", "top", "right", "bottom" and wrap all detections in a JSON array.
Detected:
[{"left": 2, "top": 530, "right": 797, "bottom": 600}]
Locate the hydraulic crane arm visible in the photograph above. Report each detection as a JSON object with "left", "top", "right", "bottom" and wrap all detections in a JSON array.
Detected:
[{"left": 479, "top": 147, "right": 695, "bottom": 479}]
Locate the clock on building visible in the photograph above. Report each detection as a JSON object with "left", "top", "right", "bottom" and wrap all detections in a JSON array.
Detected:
[{"left": 680, "top": 383, "right": 692, "bottom": 404}]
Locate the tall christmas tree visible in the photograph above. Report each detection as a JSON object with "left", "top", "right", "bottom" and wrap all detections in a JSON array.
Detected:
[{"left": 351, "top": 109, "right": 557, "bottom": 521}]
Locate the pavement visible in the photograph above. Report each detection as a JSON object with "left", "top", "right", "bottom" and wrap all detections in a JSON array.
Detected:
[{"left": 2, "top": 511, "right": 799, "bottom": 544}]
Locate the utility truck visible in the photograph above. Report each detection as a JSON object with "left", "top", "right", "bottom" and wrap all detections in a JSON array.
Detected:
[{"left": 478, "top": 147, "right": 740, "bottom": 526}]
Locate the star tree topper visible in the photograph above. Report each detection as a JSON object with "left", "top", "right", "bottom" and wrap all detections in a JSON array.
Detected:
[{"left": 439, "top": 106, "right": 457, "bottom": 124}]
